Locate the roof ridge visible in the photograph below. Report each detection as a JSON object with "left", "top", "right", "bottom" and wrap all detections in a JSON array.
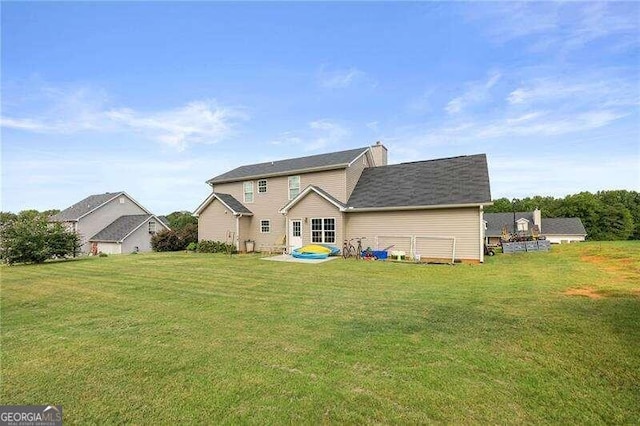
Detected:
[{"left": 398, "top": 153, "right": 486, "bottom": 166}]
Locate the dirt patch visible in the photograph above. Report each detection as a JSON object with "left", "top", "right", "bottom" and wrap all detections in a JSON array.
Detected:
[
  {"left": 581, "top": 255, "right": 608, "bottom": 265},
  {"left": 564, "top": 288, "right": 604, "bottom": 299}
]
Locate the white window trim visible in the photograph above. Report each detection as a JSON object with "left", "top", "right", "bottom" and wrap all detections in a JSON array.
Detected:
[
  {"left": 258, "top": 179, "right": 267, "bottom": 194},
  {"left": 516, "top": 218, "right": 529, "bottom": 231},
  {"left": 243, "top": 181, "right": 255, "bottom": 203},
  {"left": 310, "top": 217, "right": 336, "bottom": 244},
  {"left": 148, "top": 221, "right": 156, "bottom": 233},
  {"left": 288, "top": 175, "right": 301, "bottom": 200},
  {"left": 260, "top": 219, "right": 271, "bottom": 233}
]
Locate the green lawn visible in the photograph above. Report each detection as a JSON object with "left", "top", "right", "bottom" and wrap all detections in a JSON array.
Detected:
[{"left": 1, "top": 242, "right": 639, "bottom": 424}]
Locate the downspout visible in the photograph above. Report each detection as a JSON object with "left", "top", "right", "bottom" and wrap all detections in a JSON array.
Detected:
[
  {"left": 479, "top": 205, "right": 484, "bottom": 263},
  {"left": 235, "top": 213, "right": 243, "bottom": 251}
]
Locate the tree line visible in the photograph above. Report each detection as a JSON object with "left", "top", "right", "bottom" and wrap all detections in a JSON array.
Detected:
[{"left": 486, "top": 190, "right": 640, "bottom": 241}]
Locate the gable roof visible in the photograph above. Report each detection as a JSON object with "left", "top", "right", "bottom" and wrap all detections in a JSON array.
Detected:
[
  {"left": 89, "top": 214, "right": 168, "bottom": 242},
  {"left": 50, "top": 191, "right": 151, "bottom": 222},
  {"left": 484, "top": 213, "right": 587, "bottom": 237},
  {"left": 193, "top": 192, "right": 253, "bottom": 216},
  {"left": 279, "top": 185, "right": 347, "bottom": 214},
  {"left": 207, "top": 147, "right": 370, "bottom": 184},
  {"left": 157, "top": 215, "right": 170, "bottom": 227},
  {"left": 484, "top": 212, "right": 535, "bottom": 237},
  {"left": 347, "top": 154, "right": 491, "bottom": 210},
  {"left": 542, "top": 217, "right": 587, "bottom": 236},
  {"left": 51, "top": 192, "right": 122, "bottom": 222}
]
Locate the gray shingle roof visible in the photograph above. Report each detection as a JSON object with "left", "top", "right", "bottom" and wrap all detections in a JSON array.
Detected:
[
  {"left": 215, "top": 193, "right": 253, "bottom": 215},
  {"left": 50, "top": 192, "right": 123, "bottom": 222},
  {"left": 157, "top": 216, "right": 170, "bottom": 227},
  {"left": 207, "top": 147, "right": 369, "bottom": 184},
  {"left": 484, "top": 213, "right": 587, "bottom": 237},
  {"left": 347, "top": 154, "right": 491, "bottom": 209},
  {"left": 542, "top": 218, "right": 587, "bottom": 236},
  {"left": 90, "top": 214, "right": 158, "bottom": 242},
  {"left": 484, "top": 212, "right": 535, "bottom": 237}
]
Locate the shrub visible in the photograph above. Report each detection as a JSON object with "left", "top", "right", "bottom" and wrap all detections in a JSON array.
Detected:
[
  {"left": 196, "top": 240, "right": 236, "bottom": 254},
  {"left": 0, "top": 212, "right": 80, "bottom": 265},
  {"left": 98, "top": 252, "right": 108, "bottom": 257},
  {"left": 176, "top": 223, "right": 198, "bottom": 247},
  {"left": 151, "top": 223, "right": 199, "bottom": 252},
  {"left": 186, "top": 242, "right": 198, "bottom": 252},
  {"left": 151, "top": 230, "right": 184, "bottom": 252}
]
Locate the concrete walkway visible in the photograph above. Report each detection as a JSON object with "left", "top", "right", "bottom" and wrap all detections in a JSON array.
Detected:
[{"left": 261, "top": 254, "right": 340, "bottom": 264}]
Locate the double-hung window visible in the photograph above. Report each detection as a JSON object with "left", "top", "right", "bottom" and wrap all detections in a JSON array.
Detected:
[
  {"left": 243, "top": 181, "right": 254, "bottom": 203},
  {"left": 288, "top": 176, "right": 300, "bottom": 200},
  {"left": 311, "top": 218, "right": 335, "bottom": 243},
  {"left": 258, "top": 179, "right": 267, "bottom": 194},
  {"left": 260, "top": 220, "right": 270, "bottom": 233},
  {"left": 148, "top": 221, "right": 156, "bottom": 233}
]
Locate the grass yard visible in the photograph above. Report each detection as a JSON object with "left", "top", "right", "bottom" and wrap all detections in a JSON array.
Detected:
[{"left": 1, "top": 242, "right": 639, "bottom": 424}]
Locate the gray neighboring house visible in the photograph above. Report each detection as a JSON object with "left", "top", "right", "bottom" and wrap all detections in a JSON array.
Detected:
[
  {"left": 50, "top": 191, "right": 170, "bottom": 254},
  {"left": 484, "top": 209, "right": 587, "bottom": 245},
  {"left": 196, "top": 143, "right": 493, "bottom": 262}
]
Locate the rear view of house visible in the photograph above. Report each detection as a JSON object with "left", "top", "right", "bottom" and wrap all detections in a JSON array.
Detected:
[
  {"left": 196, "top": 143, "right": 493, "bottom": 262},
  {"left": 50, "top": 191, "right": 169, "bottom": 254}
]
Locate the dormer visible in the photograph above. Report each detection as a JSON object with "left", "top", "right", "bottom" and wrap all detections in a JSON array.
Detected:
[{"left": 516, "top": 218, "right": 529, "bottom": 232}]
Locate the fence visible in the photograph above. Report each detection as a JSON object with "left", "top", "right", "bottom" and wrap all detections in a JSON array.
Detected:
[{"left": 502, "top": 240, "right": 551, "bottom": 253}]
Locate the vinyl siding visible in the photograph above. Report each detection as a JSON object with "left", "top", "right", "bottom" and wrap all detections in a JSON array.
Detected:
[
  {"left": 345, "top": 207, "right": 482, "bottom": 261},
  {"left": 345, "top": 152, "right": 370, "bottom": 200},
  {"left": 77, "top": 195, "right": 147, "bottom": 252},
  {"left": 121, "top": 218, "right": 169, "bottom": 253},
  {"left": 287, "top": 192, "right": 344, "bottom": 248},
  {"left": 198, "top": 198, "right": 237, "bottom": 245},
  {"left": 238, "top": 216, "right": 253, "bottom": 249},
  {"left": 208, "top": 168, "right": 347, "bottom": 248}
]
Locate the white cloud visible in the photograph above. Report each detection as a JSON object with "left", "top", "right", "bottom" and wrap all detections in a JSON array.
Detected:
[
  {"left": 445, "top": 71, "right": 501, "bottom": 115},
  {"left": 507, "top": 77, "right": 639, "bottom": 108},
  {"left": 317, "top": 66, "right": 375, "bottom": 89},
  {"left": 468, "top": 2, "right": 639, "bottom": 53},
  {"left": 1, "top": 84, "right": 246, "bottom": 151},
  {"left": 270, "top": 119, "right": 350, "bottom": 152}
]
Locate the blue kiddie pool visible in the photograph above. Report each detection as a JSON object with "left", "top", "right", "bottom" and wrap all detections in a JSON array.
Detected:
[{"left": 291, "top": 244, "right": 331, "bottom": 259}]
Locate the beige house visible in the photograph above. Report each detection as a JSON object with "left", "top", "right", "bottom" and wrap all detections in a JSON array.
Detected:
[
  {"left": 195, "top": 143, "right": 493, "bottom": 262},
  {"left": 50, "top": 191, "right": 170, "bottom": 254}
]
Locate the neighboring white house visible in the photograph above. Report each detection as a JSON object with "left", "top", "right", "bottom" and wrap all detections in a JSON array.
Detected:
[{"left": 50, "top": 191, "right": 170, "bottom": 254}]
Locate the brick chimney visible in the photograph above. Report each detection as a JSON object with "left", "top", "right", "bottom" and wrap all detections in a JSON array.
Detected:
[{"left": 370, "top": 141, "right": 388, "bottom": 167}]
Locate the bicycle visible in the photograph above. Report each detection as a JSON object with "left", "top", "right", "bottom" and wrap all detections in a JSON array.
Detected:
[{"left": 342, "top": 237, "right": 365, "bottom": 259}]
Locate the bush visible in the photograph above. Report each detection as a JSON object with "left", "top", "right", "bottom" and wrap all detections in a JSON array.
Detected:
[
  {"left": 176, "top": 223, "right": 198, "bottom": 247},
  {"left": 0, "top": 212, "right": 80, "bottom": 265},
  {"left": 151, "top": 223, "right": 198, "bottom": 252},
  {"left": 186, "top": 242, "right": 198, "bottom": 252},
  {"left": 151, "top": 230, "right": 184, "bottom": 252},
  {"left": 196, "top": 240, "right": 236, "bottom": 254}
]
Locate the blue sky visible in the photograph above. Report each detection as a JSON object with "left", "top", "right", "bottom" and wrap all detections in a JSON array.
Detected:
[{"left": 2, "top": 1, "right": 639, "bottom": 214}]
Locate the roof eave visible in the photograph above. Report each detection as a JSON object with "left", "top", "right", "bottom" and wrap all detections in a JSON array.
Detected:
[
  {"left": 194, "top": 193, "right": 254, "bottom": 217},
  {"left": 345, "top": 202, "right": 492, "bottom": 213},
  {"left": 279, "top": 186, "right": 347, "bottom": 214}
]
